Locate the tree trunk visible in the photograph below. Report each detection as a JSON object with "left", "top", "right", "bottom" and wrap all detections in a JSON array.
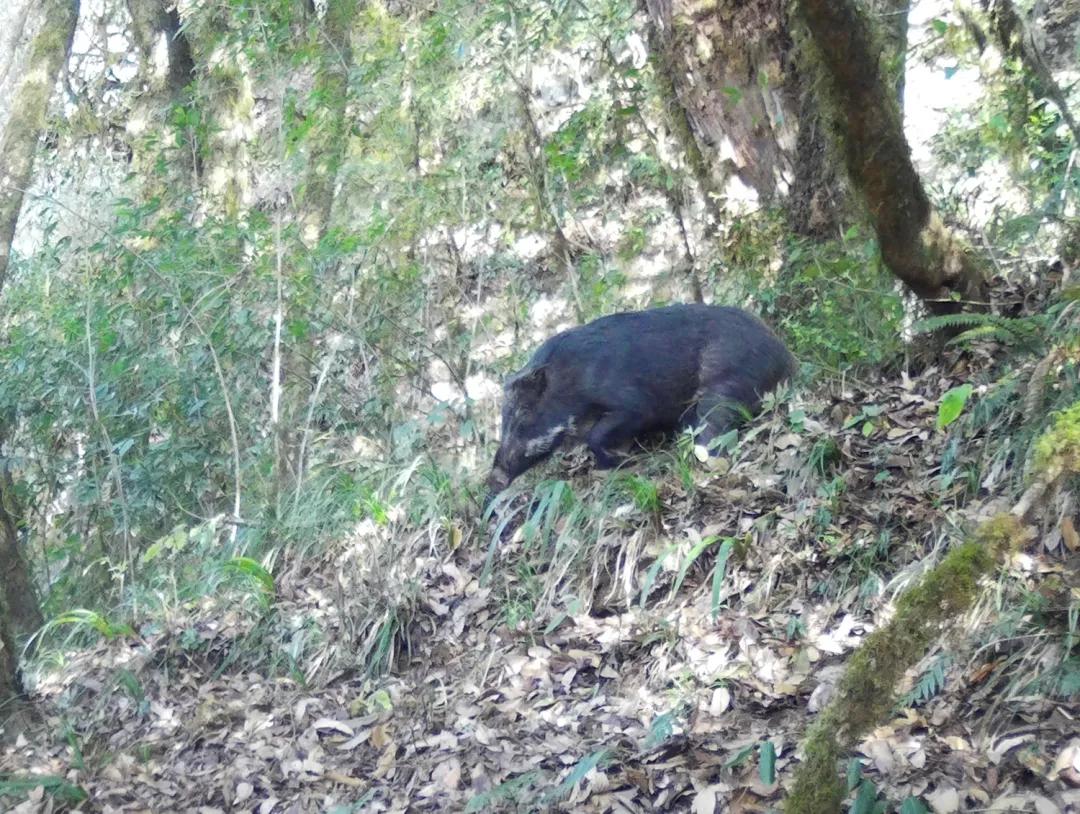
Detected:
[
  {"left": 796, "top": 0, "right": 987, "bottom": 310},
  {"left": 787, "top": 62, "right": 847, "bottom": 238},
  {"left": 0, "top": 592, "right": 30, "bottom": 739},
  {"left": 0, "top": 0, "right": 78, "bottom": 720},
  {"left": 871, "top": 0, "right": 912, "bottom": 104},
  {"left": 126, "top": 0, "right": 194, "bottom": 98},
  {"left": 0, "top": 451, "right": 43, "bottom": 638},
  {"left": 644, "top": 0, "right": 847, "bottom": 239},
  {"left": 0, "top": 0, "right": 80, "bottom": 289},
  {"left": 642, "top": 0, "right": 799, "bottom": 206},
  {"left": 125, "top": 0, "right": 196, "bottom": 205}
]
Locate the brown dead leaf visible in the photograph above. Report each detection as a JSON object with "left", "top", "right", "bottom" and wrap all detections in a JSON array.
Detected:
[
  {"left": 942, "top": 735, "right": 970, "bottom": 753},
  {"left": 968, "top": 660, "right": 1001, "bottom": 685},
  {"left": 1061, "top": 516, "right": 1079, "bottom": 552},
  {"left": 325, "top": 771, "right": 364, "bottom": 788},
  {"left": 432, "top": 757, "right": 462, "bottom": 791},
  {"left": 372, "top": 742, "right": 397, "bottom": 779},
  {"left": 370, "top": 723, "right": 392, "bottom": 749}
]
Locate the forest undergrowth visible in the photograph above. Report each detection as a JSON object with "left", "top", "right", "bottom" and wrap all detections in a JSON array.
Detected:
[
  {"left": 1, "top": 0, "right": 1078, "bottom": 811},
  {"left": 3, "top": 271, "right": 1078, "bottom": 813}
]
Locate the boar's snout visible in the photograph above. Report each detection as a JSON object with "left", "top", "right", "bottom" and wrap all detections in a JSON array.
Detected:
[{"left": 485, "top": 465, "right": 510, "bottom": 500}]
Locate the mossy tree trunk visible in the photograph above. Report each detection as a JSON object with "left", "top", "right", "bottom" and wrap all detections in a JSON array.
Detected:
[
  {"left": 126, "top": 0, "right": 194, "bottom": 99},
  {"left": 0, "top": 591, "right": 28, "bottom": 738},
  {"left": 642, "top": 0, "right": 798, "bottom": 205},
  {"left": 797, "top": 0, "right": 988, "bottom": 312},
  {"left": 980, "top": 0, "right": 1080, "bottom": 146},
  {"left": 125, "top": 0, "right": 196, "bottom": 201},
  {"left": 786, "top": 516, "right": 1019, "bottom": 812},
  {"left": 871, "top": 0, "right": 912, "bottom": 103},
  {"left": 0, "top": 0, "right": 79, "bottom": 728},
  {"left": 787, "top": 54, "right": 847, "bottom": 238},
  {"left": 644, "top": 0, "right": 847, "bottom": 240},
  {"left": 0, "top": 449, "right": 43, "bottom": 638},
  {"left": 0, "top": 0, "right": 80, "bottom": 289}
]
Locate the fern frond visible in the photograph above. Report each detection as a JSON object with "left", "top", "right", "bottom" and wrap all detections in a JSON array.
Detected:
[
  {"left": 911, "top": 313, "right": 1002, "bottom": 334},
  {"left": 947, "top": 325, "right": 1020, "bottom": 346}
]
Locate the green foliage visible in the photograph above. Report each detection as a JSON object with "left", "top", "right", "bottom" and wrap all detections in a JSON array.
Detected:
[
  {"left": 1034, "top": 400, "right": 1080, "bottom": 479},
  {"left": 0, "top": 775, "right": 87, "bottom": 806},
  {"left": 929, "top": 32, "right": 1077, "bottom": 251},
  {"left": 745, "top": 225, "right": 905, "bottom": 374},
  {"left": 614, "top": 473, "right": 660, "bottom": 514},
  {"left": 900, "top": 654, "right": 953, "bottom": 707},
  {"left": 28, "top": 609, "right": 133, "bottom": 654},
  {"left": 937, "top": 384, "right": 974, "bottom": 431},
  {"left": 913, "top": 311, "right": 1046, "bottom": 351}
]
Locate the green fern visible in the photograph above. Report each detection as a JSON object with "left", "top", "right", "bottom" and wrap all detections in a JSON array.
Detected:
[
  {"left": 912, "top": 312, "right": 1045, "bottom": 350},
  {"left": 900, "top": 654, "right": 952, "bottom": 707}
]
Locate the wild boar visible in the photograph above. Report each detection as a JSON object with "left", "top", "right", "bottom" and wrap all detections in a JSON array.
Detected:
[{"left": 485, "top": 303, "right": 795, "bottom": 500}]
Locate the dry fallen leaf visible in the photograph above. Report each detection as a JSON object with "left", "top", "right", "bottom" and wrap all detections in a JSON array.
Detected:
[{"left": 927, "top": 785, "right": 961, "bottom": 813}]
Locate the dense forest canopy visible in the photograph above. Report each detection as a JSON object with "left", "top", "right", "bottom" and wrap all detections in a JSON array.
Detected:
[{"left": 0, "top": 0, "right": 1078, "bottom": 810}]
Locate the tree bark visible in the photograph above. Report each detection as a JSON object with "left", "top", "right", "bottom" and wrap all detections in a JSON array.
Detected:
[
  {"left": 644, "top": 0, "right": 847, "bottom": 239},
  {"left": 126, "top": 0, "right": 194, "bottom": 98},
  {"left": 0, "top": 0, "right": 77, "bottom": 724},
  {"left": 797, "top": 0, "right": 987, "bottom": 310},
  {"left": 0, "top": 591, "right": 29, "bottom": 739},
  {"left": 0, "top": 449, "right": 43, "bottom": 638},
  {"left": 0, "top": 0, "right": 80, "bottom": 289},
  {"left": 642, "top": 0, "right": 799, "bottom": 205},
  {"left": 870, "top": 0, "right": 912, "bottom": 104},
  {"left": 787, "top": 61, "right": 847, "bottom": 238}
]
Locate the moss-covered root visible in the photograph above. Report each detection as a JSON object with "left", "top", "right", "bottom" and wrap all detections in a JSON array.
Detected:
[{"left": 785, "top": 515, "right": 1022, "bottom": 813}]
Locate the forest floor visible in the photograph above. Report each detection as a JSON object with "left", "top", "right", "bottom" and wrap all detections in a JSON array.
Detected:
[{"left": 3, "top": 286, "right": 1080, "bottom": 813}]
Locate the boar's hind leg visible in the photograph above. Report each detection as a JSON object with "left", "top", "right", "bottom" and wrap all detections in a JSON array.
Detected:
[
  {"left": 586, "top": 411, "right": 652, "bottom": 469},
  {"left": 693, "top": 381, "right": 757, "bottom": 449}
]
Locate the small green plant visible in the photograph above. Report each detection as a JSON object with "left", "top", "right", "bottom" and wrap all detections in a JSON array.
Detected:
[
  {"left": 808, "top": 436, "right": 841, "bottom": 475},
  {"left": 843, "top": 404, "right": 884, "bottom": 438},
  {"left": 220, "top": 556, "right": 276, "bottom": 605},
  {"left": 937, "top": 384, "right": 974, "bottom": 430},
  {"left": 0, "top": 775, "right": 88, "bottom": 806},
  {"left": 614, "top": 473, "right": 661, "bottom": 514},
  {"left": 914, "top": 312, "right": 1045, "bottom": 351},
  {"left": 900, "top": 654, "right": 952, "bottom": 707}
]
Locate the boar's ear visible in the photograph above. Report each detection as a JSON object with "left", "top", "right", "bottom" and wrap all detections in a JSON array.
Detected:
[{"left": 506, "top": 365, "right": 547, "bottom": 397}]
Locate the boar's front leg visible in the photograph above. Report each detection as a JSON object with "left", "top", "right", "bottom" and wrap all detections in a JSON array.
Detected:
[{"left": 586, "top": 409, "right": 652, "bottom": 469}]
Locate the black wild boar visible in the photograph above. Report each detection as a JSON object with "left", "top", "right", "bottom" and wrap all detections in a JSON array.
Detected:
[{"left": 485, "top": 303, "right": 795, "bottom": 499}]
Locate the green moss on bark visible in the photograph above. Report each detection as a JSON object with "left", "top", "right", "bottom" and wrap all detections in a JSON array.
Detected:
[
  {"left": 795, "top": 0, "right": 987, "bottom": 310},
  {"left": 786, "top": 515, "right": 1021, "bottom": 813},
  {"left": 1033, "top": 401, "right": 1080, "bottom": 480},
  {"left": 0, "top": 0, "right": 80, "bottom": 289}
]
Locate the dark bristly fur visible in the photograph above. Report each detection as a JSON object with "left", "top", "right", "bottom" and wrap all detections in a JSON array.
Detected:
[{"left": 485, "top": 304, "right": 796, "bottom": 501}]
